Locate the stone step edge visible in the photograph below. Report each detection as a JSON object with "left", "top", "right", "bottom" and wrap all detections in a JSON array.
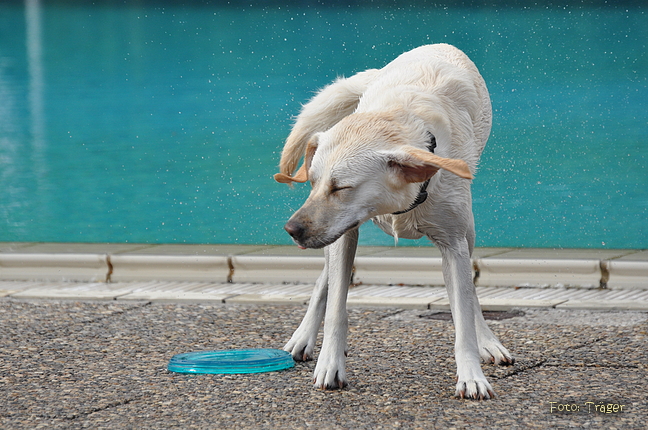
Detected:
[{"left": 0, "top": 253, "right": 646, "bottom": 289}]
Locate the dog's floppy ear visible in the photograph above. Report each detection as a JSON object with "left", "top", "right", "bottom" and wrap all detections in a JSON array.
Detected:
[
  {"left": 274, "top": 136, "right": 319, "bottom": 184},
  {"left": 387, "top": 146, "right": 473, "bottom": 182}
]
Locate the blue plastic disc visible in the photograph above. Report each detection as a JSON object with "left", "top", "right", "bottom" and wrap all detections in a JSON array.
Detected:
[{"left": 167, "top": 348, "right": 295, "bottom": 374}]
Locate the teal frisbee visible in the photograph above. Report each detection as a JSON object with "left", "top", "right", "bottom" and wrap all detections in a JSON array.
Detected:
[{"left": 168, "top": 348, "right": 295, "bottom": 374}]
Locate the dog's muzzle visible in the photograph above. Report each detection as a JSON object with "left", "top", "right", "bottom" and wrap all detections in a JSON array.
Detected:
[
  {"left": 284, "top": 219, "right": 308, "bottom": 248},
  {"left": 284, "top": 218, "right": 360, "bottom": 249}
]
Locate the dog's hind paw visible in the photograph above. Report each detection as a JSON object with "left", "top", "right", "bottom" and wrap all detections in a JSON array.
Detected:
[
  {"left": 479, "top": 340, "right": 515, "bottom": 366},
  {"left": 455, "top": 378, "right": 496, "bottom": 400}
]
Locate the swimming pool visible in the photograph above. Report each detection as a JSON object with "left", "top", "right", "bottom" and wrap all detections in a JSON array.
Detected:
[{"left": 0, "top": 1, "right": 646, "bottom": 248}]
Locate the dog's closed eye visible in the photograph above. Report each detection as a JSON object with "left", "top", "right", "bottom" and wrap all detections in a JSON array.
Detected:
[{"left": 329, "top": 181, "right": 353, "bottom": 195}]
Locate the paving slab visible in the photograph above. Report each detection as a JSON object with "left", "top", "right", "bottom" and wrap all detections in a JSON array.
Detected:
[
  {"left": 556, "top": 300, "right": 648, "bottom": 311},
  {"left": 224, "top": 294, "right": 310, "bottom": 305},
  {"left": 114, "top": 244, "right": 270, "bottom": 256},
  {"left": 0, "top": 243, "right": 150, "bottom": 254},
  {"left": 0, "top": 242, "right": 44, "bottom": 252},
  {"left": 617, "top": 250, "right": 648, "bottom": 261},
  {"left": 11, "top": 282, "right": 134, "bottom": 300},
  {"left": 489, "top": 248, "right": 637, "bottom": 260},
  {"left": 118, "top": 283, "right": 234, "bottom": 302},
  {"left": 121, "top": 291, "right": 233, "bottom": 303},
  {"left": 472, "top": 247, "right": 518, "bottom": 258},
  {"left": 346, "top": 295, "right": 440, "bottom": 309},
  {"left": 430, "top": 298, "right": 569, "bottom": 311},
  {"left": 242, "top": 245, "right": 325, "bottom": 257},
  {"left": 0, "top": 281, "right": 42, "bottom": 297},
  {"left": 350, "top": 284, "right": 446, "bottom": 298},
  {"left": 359, "top": 246, "right": 442, "bottom": 257}
]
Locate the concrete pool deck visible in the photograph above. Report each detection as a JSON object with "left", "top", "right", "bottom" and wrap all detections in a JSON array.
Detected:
[
  {"left": 0, "top": 243, "right": 647, "bottom": 309},
  {"left": 2, "top": 244, "right": 648, "bottom": 428},
  {"left": 2, "top": 291, "right": 648, "bottom": 428}
]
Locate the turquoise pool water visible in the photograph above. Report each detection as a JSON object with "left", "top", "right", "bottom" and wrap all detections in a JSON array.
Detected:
[{"left": 0, "top": 1, "right": 646, "bottom": 248}]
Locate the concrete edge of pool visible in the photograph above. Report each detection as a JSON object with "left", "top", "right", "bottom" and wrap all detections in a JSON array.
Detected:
[{"left": 0, "top": 243, "right": 647, "bottom": 310}]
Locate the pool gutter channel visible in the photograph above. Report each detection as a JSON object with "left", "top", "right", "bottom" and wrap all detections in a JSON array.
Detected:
[{"left": 0, "top": 247, "right": 648, "bottom": 310}]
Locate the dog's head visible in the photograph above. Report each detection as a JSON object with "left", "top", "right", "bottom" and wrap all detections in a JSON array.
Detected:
[{"left": 274, "top": 113, "right": 473, "bottom": 249}]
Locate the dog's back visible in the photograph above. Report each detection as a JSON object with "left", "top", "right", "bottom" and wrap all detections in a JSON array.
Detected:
[
  {"left": 357, "top": 44, "right": 491, "bottom": 163},
  {"left": 277, "top": 44, "right": 491, "bottom": 182}
]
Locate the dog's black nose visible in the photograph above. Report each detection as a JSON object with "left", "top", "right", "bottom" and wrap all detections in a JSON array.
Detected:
[{"left": 284, "top": 220, "right": 305, "bottom": 241}]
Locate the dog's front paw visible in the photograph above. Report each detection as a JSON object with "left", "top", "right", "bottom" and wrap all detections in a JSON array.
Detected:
[
  {"left": 478, "top": 338, "right": 515, "bottom": 366},
  {"left": 455, "top": 377, "right": 495, "bottom": 400},
  {"left": 312, "top": 349, "right": 348, "bottom": 390}
]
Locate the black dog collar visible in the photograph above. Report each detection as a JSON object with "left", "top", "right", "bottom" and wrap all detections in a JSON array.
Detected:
[{"left": 392, "top": 134, "right": 436, "bottom": 215}]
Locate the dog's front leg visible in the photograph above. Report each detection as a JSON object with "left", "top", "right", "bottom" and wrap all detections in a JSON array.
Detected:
[
  {"left": 284, "top": 255, "right": 329, "bottom": 362},
  {"left": 313, "top": 228, "right": 358, "bottom": 389},
  {"left": 439, "top": 238, "right": 495, "bottom": 400}
]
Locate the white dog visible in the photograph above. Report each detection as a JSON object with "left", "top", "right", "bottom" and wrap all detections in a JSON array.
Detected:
[{"left": 274, "top": 44, "right": 513, "bottom": 400}]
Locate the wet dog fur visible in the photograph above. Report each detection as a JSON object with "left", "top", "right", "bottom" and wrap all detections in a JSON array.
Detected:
[{"left": 274, "top": 44, "right": 514, "bottom": 400}]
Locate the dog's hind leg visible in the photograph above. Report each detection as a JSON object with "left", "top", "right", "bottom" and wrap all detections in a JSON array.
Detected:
[
  {"left": 438, "top": 238, "right": 496, "bottom": 400},
  {"left": 284, "top": 256, "right": 329, "bottom": 362},
  {"left": 313, "top": 228, "right": 358, "bottom": 389},
  {"left": 466, "top": 222, "right": 514, "bottom": 365},
  {"left": 474, "top": 297, "right": 515, "bottom": 365}
]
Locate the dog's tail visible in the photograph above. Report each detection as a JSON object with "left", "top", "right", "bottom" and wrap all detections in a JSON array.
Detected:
[{"left": 278, "top": 69, "right": 380, "bottom": 177}]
